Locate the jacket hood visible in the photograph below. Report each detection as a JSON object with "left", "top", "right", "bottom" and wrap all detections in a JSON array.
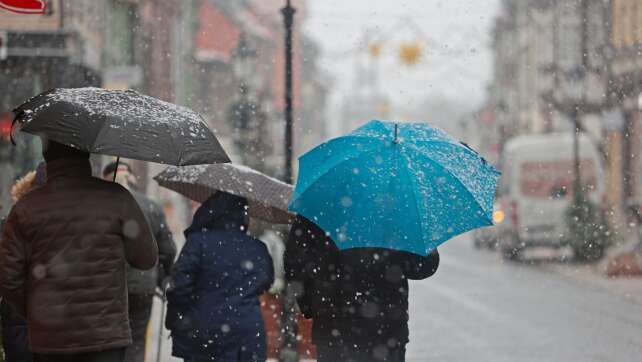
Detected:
[{"left": 185, "top": 192, "right": 249, "bottom": 236}]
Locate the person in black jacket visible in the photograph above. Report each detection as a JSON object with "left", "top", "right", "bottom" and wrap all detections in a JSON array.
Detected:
[{"left": 285, "top": 216, "right": 439, "bottom": 362}]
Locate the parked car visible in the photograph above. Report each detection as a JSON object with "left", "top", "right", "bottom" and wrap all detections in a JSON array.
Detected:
[{"left": 495, "top": 133, "right": 604, "bottom": 260}]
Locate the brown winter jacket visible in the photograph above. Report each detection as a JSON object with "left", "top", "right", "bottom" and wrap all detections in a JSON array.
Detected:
[{"left": 0, "top": 158, "right": 158, "bottom": 354}]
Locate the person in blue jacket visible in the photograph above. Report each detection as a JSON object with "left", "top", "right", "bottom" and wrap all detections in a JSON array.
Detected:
[{"left": 166, "top": 192, "right": 274, "bottom": 362}]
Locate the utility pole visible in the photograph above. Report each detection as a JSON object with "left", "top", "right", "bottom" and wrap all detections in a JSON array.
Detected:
[
  {"left": 572, "top": 107, "right": 582, "bottom": 197},
  {"left": 280, "top": 1, "right": 299, "bottom": 362},
  {"left": 283, "top": 0, "right": 295, "bottom": 184}
]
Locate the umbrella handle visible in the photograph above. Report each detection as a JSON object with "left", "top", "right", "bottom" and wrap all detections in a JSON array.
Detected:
[{"left": 113, "top": 157, "right": 120, "bottom": 182}]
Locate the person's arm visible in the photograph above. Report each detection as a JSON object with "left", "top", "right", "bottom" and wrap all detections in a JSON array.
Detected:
[
  {"left": 0, "top": 208, "right": 27, "bottom": 317},
  {"left": 284, "top": 216, "right": 323, "bottom": 317},
  {"left": 151, "top": 203, "right": 176, "bottom": 283},
  {"left": 121, "top": 192, "right": 158, "bottom": 270},
  {"left": 166, "top": 237, "right": 201, "bottom": 307},
  {"left": 258, "top": 243, "right": 275, "bottom": 294},
  {"left": 284, "top": 217, "right": 310, "bottom": 288},
  {"left": 398, "top": 249, "right": 440, "bottom": 280}
]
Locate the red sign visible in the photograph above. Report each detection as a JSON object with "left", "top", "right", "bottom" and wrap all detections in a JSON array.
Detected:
[
  {"left": 0, "top": 112, "right": 13, "bottom": 140},
  {"left": 0, "top": 0, "right": 46, "bottom": 14}
]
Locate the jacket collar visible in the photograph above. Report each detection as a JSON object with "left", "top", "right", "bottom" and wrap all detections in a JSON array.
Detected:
[{"left": 46, "top": 158, "right": 92, "bottom": 181}]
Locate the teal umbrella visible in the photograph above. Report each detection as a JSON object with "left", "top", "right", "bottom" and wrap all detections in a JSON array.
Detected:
[{"left": 288, "top": 120, "right": 500, "bottom": 256}]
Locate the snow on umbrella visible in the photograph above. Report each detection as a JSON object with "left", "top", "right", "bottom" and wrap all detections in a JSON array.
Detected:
[
  {"left": 12, "top": 87, "right": 230, "bottom": 166},
  {"left": 289, "top": 120, "right": 501, "bottom": 256},
  {"left": 154, "top": 164, "right": 294, "bottom": 224}
]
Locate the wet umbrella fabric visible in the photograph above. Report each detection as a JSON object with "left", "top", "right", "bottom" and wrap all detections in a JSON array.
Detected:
[
  {"left": 288, "top": 120, "right": 501, "bottom": 256},
  {"left": 13, "top": 87, "right": 230, "bottom": 165},
  {"left": 155, "top": 164, "right": 293, "bottom": 224}
]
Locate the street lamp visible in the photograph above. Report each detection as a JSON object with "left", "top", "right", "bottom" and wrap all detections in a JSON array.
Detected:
[
  {"left": 282, "top": 0, "right": 295, "bottom": 184},
  {"left": 280, "top": 2, "right": 298, "bottom": 362}
]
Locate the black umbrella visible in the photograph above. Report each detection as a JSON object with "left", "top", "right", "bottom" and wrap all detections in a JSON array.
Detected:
[{"left": 12, "top": 87, "right": 230, "bottom": 167}]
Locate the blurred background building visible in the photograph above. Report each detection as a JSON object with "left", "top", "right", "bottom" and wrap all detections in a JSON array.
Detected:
[
  {"left": 475, "top": 0, "right": 642, "bottom": 229},
  {"left": 0, "top": 0, "right": 328, "bottom": 229}
]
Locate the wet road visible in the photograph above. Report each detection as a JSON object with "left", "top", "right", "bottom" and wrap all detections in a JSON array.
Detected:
[
  {"left": 148, "top": 235, "right": 642, "bottom": 362},
  {"left": 406, "top": 237, "right": 642, "bottom": 362}
]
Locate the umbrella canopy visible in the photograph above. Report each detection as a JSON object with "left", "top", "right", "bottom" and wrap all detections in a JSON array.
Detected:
[
  {"left": 155, "top": 164, "right": 293, "bottom": 224},
  {"left": 289, "top": 120, "right": 501, "bottom": 256},
  {"left": 13, "top": 87, "right": 230, "bottom": 165}
]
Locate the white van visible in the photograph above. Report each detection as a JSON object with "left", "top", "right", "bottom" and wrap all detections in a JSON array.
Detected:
[{"left": 496, "top": 133, "right": 604, "bottom": 259}]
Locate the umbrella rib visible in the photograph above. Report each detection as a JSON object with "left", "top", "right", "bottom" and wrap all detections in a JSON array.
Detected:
[
  {"left": 291, "top": 141, "right": 384, "bottom": 201},
  {"left": 402, "top": 142, "right": 497, "bottom": 215},
  {"left": 397, "top": 150, "right": 431, "bottom": 253},
  {"left": 400, "top": 145, "right": 493, "bottom": 220}
]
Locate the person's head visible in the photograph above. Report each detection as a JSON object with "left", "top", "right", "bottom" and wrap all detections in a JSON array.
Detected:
[
  {"left": 42, "top": 139, "right": 89, "bottom": 163},
  {"left": 185, "top": 192, "right": 249, "bottom": 235},
  {"left": 102, "top": 160, "right": 137, "bottom": 188}
]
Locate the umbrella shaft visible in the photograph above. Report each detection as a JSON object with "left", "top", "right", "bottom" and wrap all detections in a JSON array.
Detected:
[{"left": 113, "top": 157, "right": 120, "bottom": 182}]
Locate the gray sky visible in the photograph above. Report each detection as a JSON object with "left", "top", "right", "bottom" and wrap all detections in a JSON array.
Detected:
[{"left": 303, "top": 0, "right": 500, "bottom": 133}]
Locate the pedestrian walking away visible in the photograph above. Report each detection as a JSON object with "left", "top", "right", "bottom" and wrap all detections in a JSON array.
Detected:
[
  {"left": 165, "top": 192, "right": 274, "bottom": 362},
  {"left": 102, "top": 161, "right": 177, "bottom": 362},
  {"left": 0, "top": 163, "right": 45, "bottom": 362},
  {"left": 0, "top": 140, "right": 158, "bottom": 362},
  {"left": 285, "top": 216, "right": 440, "bottom": 362}
]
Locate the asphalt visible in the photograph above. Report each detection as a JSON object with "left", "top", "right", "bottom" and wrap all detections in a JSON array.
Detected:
[
  {"left": 147, "top": 235, "right": 642, "bottom": 362},
  {"left": 406, "top": 237, "right": 642, "bottom": 362}
]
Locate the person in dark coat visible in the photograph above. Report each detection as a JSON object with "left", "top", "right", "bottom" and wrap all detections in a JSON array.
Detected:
[
  {"left": 102, "top": 161, "right": 177, "bottom": 362},
  {"left": 165, "top": 192, "right": 274, "bottom": 362},
  {"left": 0, "top": 141, "right": 157, "bottom": 362},
  {"left": 285, "top": 216, "right": 440, "bottom": 362},
  {"left": 0, "top": 163, "right": 46, "bottom": 362}
]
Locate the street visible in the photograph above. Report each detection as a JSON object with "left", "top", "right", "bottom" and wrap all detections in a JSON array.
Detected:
[
  {"left": 407, "top": 237, "right": 642, "bottom": 362},
  {"left": 147, "top": 234, "right": 642, "bottom": 362}
]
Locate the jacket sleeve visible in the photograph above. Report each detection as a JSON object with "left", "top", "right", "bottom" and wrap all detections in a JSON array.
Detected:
[
  {"left": 284, "top": 217, "right": 308, "bottom": 287},
  {"left": 284, "top": 216, "right": 318, "bottom": 317},
  {"left": 0, "top": 208, "right": 27, "bottom": 317},
  {"left": 399, "top": 249, "right": 440, "bottom": 280},
  {"left": 166, "top": 237, "right": 201, "bottom": 307},
  {"left": 121, "top": 192, "right": 158, "bottom": 270},
  {"left": 259, "top": 242, "right": 275, "bottom": 293},
  {"left": 151, "top": 203, "right": 176, "bottom": 282}
]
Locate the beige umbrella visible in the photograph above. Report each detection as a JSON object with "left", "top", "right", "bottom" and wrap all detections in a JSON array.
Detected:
[{"left": 154, "top": 163, "right": 293, "bottom": 224}]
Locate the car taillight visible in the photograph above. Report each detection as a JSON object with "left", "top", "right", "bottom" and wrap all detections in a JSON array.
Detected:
[
  {"left": 510, "top": 200, "right": 519, "bottom": 227},
  {"left": 493, "top": 209, "right": 505, "bottom": 224}
]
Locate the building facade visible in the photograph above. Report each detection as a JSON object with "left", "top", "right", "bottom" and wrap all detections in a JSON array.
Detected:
[
  {"left": 611, "top": 0, "right": 642, "bottom": 206},
  {"left": 0, "top": 0, "right": 104, "bottom": 216}
]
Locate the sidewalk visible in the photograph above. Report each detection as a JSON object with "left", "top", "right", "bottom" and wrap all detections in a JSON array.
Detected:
[{"left": 538, "top": 261, "right": 642, "bottom": 305}]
